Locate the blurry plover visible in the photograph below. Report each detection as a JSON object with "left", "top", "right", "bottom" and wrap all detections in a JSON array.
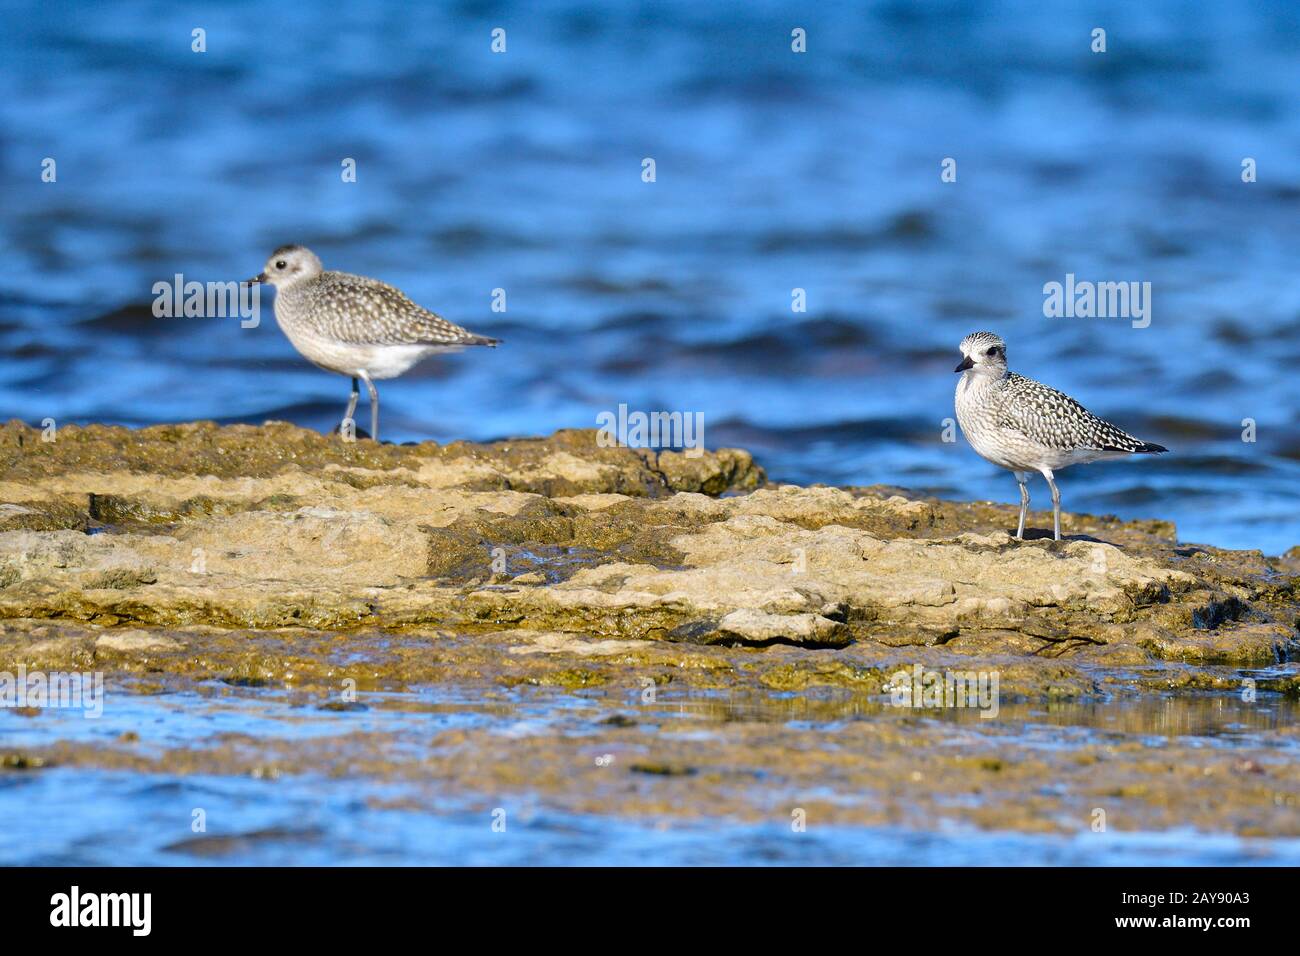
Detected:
[
  {"left": 953, "top": 331, "right": 1167, "bottom": 541},
  {"left": 248, "top": 245, "right": 499, "bottom": 442}
]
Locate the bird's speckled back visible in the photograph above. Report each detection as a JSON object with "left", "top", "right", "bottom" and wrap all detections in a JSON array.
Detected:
[{"left": 275, "top": 270, "right": 493, "bottom": 347}]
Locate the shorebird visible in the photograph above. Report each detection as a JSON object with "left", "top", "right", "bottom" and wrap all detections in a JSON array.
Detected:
[
  {"left": 247, "top": 245, "right": 499, "bottom": 442},
  {"left": 953, "top": 331, "right": 1167, "bottom": 541}
]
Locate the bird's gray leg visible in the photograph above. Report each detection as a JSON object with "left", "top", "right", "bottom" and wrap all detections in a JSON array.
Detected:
[
  {"left": 1041, "top": 469, "right": 1061, "bottom": 541},
  {"left": 357, "top": 370, "right": 379, "bottom": 442},
  {"left": 341, "top": 377, "right": 359, "bottom": 437},
  {"left": 1013, "top": 471, "right": 1030, "bottom": 540}
]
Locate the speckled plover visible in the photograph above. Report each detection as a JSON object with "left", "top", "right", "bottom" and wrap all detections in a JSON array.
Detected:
[
  {"left": 953, "top": 331, "right": 1167, "bottom": 541},
  {"left": 248, "top": 245, "right": 499, "bottom": 442}
]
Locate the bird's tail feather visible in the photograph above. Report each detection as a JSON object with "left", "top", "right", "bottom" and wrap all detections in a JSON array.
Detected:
[{"left": 423, "top": 334, "right": 500, "bottom": 347}]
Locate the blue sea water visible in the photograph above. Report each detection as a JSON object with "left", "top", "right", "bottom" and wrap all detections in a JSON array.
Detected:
[
  {"left": 3, "top": 684, "right": 1298, "bottom": 867},
  {"left": 4, "top": 1, "right": 1300, "bottom": 551},
  {"left": 9, "top": 768, "right": 1300, "bottom": 866}
]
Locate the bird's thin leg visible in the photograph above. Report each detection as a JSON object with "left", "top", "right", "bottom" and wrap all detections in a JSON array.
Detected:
[
  {"left": 341, "top": 377, "right": 359, "bottom": 437},
  {"left": 1042, "top": 469, "right": 1061, "bottom": 541},
  {"left": 1014, "top": 471, "right": 1030, "bottom": 540},
  {"left": 357, "top": 370, "right": 379, "bottom": 442}
]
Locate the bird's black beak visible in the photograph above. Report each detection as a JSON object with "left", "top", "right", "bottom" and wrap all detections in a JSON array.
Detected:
[
  {"left": 954, "top": 356, "right": 975, "bottom": 373},
  {"left": 246, "top": 273, "right": 266, "bottom": 285}
]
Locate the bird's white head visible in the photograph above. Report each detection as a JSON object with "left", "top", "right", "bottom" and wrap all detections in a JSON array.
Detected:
[
  {"left": 248, "top": 245, "right": 324, "bottom": 290},
  {"left": 955, "top": 331, "right": 1008, "bottom": 377}
]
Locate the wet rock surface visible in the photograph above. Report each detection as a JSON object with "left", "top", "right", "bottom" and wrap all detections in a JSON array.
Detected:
[{"left": 2, "top": 420, "right": 1298, "bottom": 860}]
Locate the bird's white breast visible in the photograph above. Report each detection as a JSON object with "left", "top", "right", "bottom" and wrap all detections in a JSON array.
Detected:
[{"left": 956, "top": 373, "right": 1038, "bottom": 471}]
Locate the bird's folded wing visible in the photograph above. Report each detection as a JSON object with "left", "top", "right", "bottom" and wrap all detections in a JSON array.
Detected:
[
  {"left": 996, "top": 377, "right": 1140, "bottom": 452},
  {"left": 307, "top": 275, "right": 485, "bottom": 346}
]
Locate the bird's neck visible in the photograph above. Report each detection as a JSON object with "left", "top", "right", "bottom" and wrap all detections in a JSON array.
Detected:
[{"left": 960, "top": 368, "right": 1007, "bottom": 394}]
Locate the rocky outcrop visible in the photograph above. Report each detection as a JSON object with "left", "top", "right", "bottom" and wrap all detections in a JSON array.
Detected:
[
  {"left": 0, "top": 420, "right": 1294, "bottom": 675},
  {"left": 3, "top": 420, "right": 1298, "bottom": 844}
]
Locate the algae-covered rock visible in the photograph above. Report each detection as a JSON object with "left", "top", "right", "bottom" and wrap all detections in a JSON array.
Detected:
[{"left": 0, "top": 421, "right": 1295, "bottom": 669}]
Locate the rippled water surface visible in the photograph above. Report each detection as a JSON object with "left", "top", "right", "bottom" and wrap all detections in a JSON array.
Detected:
[
  {"left": 11, "top": 769, "right": 1300, "bottom": 866},
  {"left": 4, "top": 681, "right": 1299, "bottom": 866}
]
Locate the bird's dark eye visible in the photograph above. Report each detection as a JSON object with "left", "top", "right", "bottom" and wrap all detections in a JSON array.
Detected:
[
  {"left": 986, "top": 347, "right": 998, "bottom": 356},
  {"left": 275, "top": 260, "right": 287, "bottom": 270}
]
